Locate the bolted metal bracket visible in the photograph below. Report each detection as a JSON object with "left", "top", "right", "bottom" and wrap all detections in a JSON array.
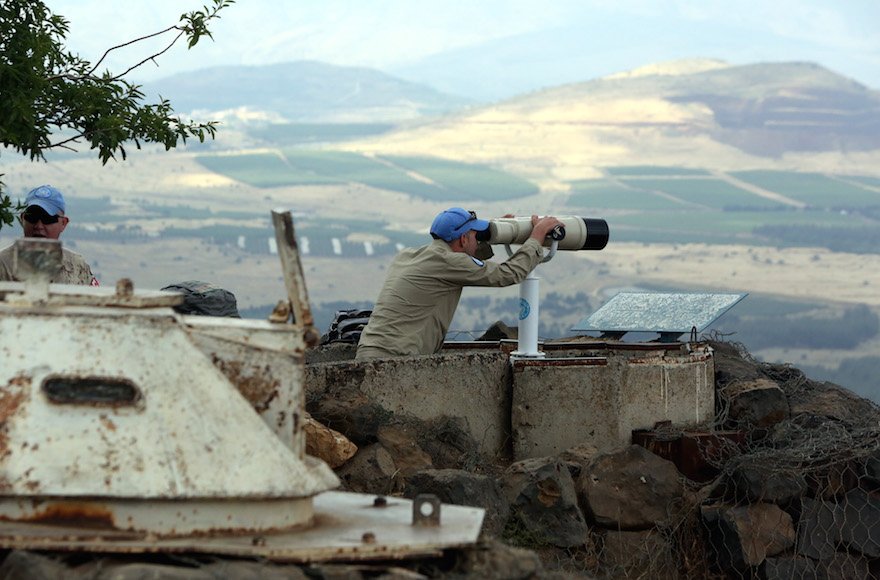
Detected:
[{"left": 412, "top": 494, "right": 441, "bottom": 527}]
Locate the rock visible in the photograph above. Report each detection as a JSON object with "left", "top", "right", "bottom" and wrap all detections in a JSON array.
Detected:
[
  {"left": 500, "top": 457, "right": 590, "bottom": 548},
  {"left": 200, "top": 561, "right": 309, "bottom": 579},
  {"left": 90, "top": 563, "right": 214, "bottom": 580},
  {"left": 304, "top": 411, "right": 358, "bottom": 468},
  {"left": 307, "top": 385, "right": 386, "bottom": 446},
  {"left": 702, "top": 502, "right": 795, "bottom": 569},
  {"left": 597, "top": 529, "right": 677, "bottom": 580},
  {"left": 405, "top": 469, "right": 510, "bottom": 537},
  {"left": 805, "top": 457, "right": 862, "bottom": 500},
  {"left": 763, "top": 556, "right": 823, "bottom": 580},
  {"left": 559, "top": 443, "right": 599, "bottom": 479},
  {"left": 334, "top": 443, "right": 401, "bottom": 495},
  {"left": 560, "top": 443, "right": 599, "bottom": 465},
  {"left": 413, "top": 416, "right": 483, "bottom": 471},
  {"left": 788, "top": 383, "right": 877, "bottom": 425},
  {"left": 377, "top": 424, "right": 433, "bottom": 477},
  {"left": 454, "top": 539, "right": 545, "bottom": 580},
  {"left": 0, "top": 551, "right": 75, "bottom": 580},
  {"left": 839, "top": 488, "right": 880, "bottom": 558},
  {"left": 709, "top": 340, "right": 766, "bottom": 387},
  {"left": 819, "top": 552, "right": 874, "bottom": 580},
  {"left": 724, "top": 462, "right": 808, "bottom": 503},
  {"left": 576, "top": 444, "right": 683, "bottom": 529},
  {"left": 796, "top": 497, "right": 840, "bottom": 560},
  {"left": 301, "top": 563, "right": 365, "bottom": 580},
  {"left": 476, "top": 321, "right": 517, "bottom": 341},
  {"left": 864, "top": 449, "right": 880, "bottom": 486},
  {"left": 724, "top": 378, "right": 790, "bottom": 430}
]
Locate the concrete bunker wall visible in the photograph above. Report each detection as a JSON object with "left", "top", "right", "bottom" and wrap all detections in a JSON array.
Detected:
[{"left": 305, "top": 342, "right": 715, "bottom": 460}]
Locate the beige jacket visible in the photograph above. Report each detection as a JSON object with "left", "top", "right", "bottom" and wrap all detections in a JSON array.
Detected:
[
  {"left": 0, "top": 244, "right": 95, "bottom": 285},
  {"left": 356, "top": 238, "right": 544, "bottom": 359}
]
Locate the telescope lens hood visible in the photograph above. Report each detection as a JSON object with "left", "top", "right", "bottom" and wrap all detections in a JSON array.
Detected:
[{"left": 581, "top": 218, "right": 610, "bottom": 250}]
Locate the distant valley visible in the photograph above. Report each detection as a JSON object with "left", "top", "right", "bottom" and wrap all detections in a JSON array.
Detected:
[{"left": 4, "top": 58, "right": 880, "bottom": 399}]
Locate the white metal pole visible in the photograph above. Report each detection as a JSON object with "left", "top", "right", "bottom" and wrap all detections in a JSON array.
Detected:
[{"left": 512, "top": 271, "right": 544, "bottom": 359}]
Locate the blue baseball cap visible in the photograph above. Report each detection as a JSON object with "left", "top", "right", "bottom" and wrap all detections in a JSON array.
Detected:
[
  {"left": 24, "top": 185, "right": 66, "bottom": 215},
  {"left": 430, "top": 207, "right": 490, "bottom": 242}
]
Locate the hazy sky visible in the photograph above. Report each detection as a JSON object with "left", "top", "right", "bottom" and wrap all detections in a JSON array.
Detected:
[{"left": 47, "top": 0, "right": 880, "bottom": 93}]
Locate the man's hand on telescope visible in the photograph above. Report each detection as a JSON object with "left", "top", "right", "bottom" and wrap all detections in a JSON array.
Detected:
[{"left": 529, "top": 215, "right": 564, "bottom": 242}]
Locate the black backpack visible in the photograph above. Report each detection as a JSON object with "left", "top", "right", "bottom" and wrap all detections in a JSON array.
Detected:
[
  {"left": 161, "top": 280, "right": 241, "bottom": 318},
  {"left": 323, "top": 309, "right": 372, "bottom": 344}
]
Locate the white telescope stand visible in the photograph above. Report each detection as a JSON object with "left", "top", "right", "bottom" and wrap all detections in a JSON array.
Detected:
[{"left": 505, "top": 241, "right": 558, "bottom": 360}]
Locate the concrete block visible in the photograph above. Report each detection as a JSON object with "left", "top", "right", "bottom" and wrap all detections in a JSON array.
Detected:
[
  {"left": 512, "top": 358, "right": 616, "bottom": 458},
  {"left": 512, "top": 345, "right": 715, "bottom": 459},
  {"left": 306, "top": 351, "right": 512, "bottom": 457}
]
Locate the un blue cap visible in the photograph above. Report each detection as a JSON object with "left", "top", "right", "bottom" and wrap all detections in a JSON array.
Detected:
[
  {"left": 430, "top": 207, "right": 490, "bottom": 242},
  {"left": 24, "top": 185, "right": 66, "bottom": 215}
]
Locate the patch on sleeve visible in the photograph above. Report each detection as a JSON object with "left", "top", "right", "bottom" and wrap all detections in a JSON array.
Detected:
[{"left": 471, "top": 256, "right": 485, "bottom": 266}]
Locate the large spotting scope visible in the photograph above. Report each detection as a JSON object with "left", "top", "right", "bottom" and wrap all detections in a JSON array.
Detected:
[{"left": 475, "top": 216, "right": 609, "bottom": 251}]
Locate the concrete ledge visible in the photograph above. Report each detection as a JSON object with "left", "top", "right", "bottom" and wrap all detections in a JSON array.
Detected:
[
  {"left": 512, "top": 345, "right": 715, "bottom": 459},
  {"left": 305, "top": 343, "right": 715, "bottom": 462},
  {"left": 306, "top": 351, "right": 512, "bottom": 457}
]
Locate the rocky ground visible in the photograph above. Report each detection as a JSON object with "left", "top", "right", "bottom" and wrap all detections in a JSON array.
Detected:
[{"left": 3, "top": 339, "right": 880, "bottom": 579}]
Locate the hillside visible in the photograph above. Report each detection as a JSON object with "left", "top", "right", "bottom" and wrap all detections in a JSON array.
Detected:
[
  {"left": 142, "top": 60, "right": 474, "bottom": 122},
  {"left": 341, "top": 61, "right": 880, "bottom": 184},
  {"left": 4, "top": 59, "right": 880, "bottom": 401}
]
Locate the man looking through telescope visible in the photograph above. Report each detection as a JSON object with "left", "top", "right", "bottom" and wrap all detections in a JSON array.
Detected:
[{"left": 356, "top": 207, "right": 563, "bottom": 359}]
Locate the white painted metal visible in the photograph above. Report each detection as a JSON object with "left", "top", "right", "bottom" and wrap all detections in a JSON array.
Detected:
[
  {"left": 0, "top": 491, "right": 485, "bottom": 562},
  {"left": 512, "top": 273, "right": 544, "bottom": 359},
  {"left": 0, "top": 295, "right": 338, "bottom": 535}
]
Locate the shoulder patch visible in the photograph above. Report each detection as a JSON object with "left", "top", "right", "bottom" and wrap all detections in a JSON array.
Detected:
[{"left": 471, "top": 256, "right": 485, "bottom": 266}]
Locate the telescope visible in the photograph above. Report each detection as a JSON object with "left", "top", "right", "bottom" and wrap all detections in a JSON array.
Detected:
[
  {"left": 476, "top": 216, "right": 609, "bottom": 251},
  {"left": 474, "top": 216, "right": 609, "bottom": 361}
]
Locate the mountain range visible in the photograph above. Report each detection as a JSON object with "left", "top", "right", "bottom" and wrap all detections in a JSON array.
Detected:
[{"left": 143, "top": 59, "right": 880, "bottom": 173}]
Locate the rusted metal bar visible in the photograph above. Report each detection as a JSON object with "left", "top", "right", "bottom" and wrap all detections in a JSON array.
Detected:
[{"left": 271, "top": 210, "right": 319, "bottom": 346}]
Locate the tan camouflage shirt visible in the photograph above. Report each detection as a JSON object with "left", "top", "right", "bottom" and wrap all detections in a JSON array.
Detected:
[
  {"left": 356, "top": 237, "right": 544, "bottom": 359},
  {"left": 0, "top": 244, "right": 95, "bottom": 285}
]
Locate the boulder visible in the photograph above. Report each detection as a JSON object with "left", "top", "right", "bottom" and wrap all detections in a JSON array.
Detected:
[
  {"left": 0, "top": 551, "right": 75, "bottom": 580},
  {"left": 559, "top": 443, "right": 599, "bottom": 479},
  {"left": 805, "top": 457, "right": 862, "bottom": 500},
  {"left": 307, "top": 385, "right": 386, "bottom": 446},
  {"left": 454, "top": 539, "right": 545, "bottom": 580},
  {"left": 299, "top": 563, "right": 365, "bottom": 579},
  {"left": 576, "top": 445, "right": 683, "bottom": 529},
  {"left": 597, "top": 529, "right": 677, "bottom": 580},
  {"left": 864, "top": 449, "right": 880, "bottom": 487},
  {"left": 702, "top": 502, "right": 795, "bottom": 569},
  {"left": 500, "top": 457, "right": 590, "bottom": 548},
  {"left": 476, "top": 320, "right": 517, "bottom": 341},
  {"left": 839, "top": 488, "right": 880, "bottom": 558},
  {"left": 304, "top": 412, "right": 358, "bottom": 468},
  {"left": 377, "top": 424, "right": 433, "bottom": 477},
  {"left": 334, "top": 443, "right": 401, "bottom": 495},
  {"left": 788, "top": 382, "right": 877, "bottom": 425},
  {"left": 796, "top": 497, "right": 841, "bottom": 560},
  {"left": 819, "top": 552, "right": 874, "bottom": 580},
  {"left": 724, "top": 462, "right": 808, "bottom": 503},
  {"left": 405, "top": 469, "right": 510, "bottom": 537},
  {"left": 763, "top": 556, "right": 823, "bottom": 580},
  {"left": 723, "top": 378, "right": 790, "bottom": 430},
  {"left": 200, "top": 561, "right": 308, "bottom": 580},
  {"left": 413, "top": 416, "right": 484, "bottom": 471}
]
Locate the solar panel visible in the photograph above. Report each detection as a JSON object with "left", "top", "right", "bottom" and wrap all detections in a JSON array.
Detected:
[{"left": 571, "top": 291, "right": 747, "bottom": 341}]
